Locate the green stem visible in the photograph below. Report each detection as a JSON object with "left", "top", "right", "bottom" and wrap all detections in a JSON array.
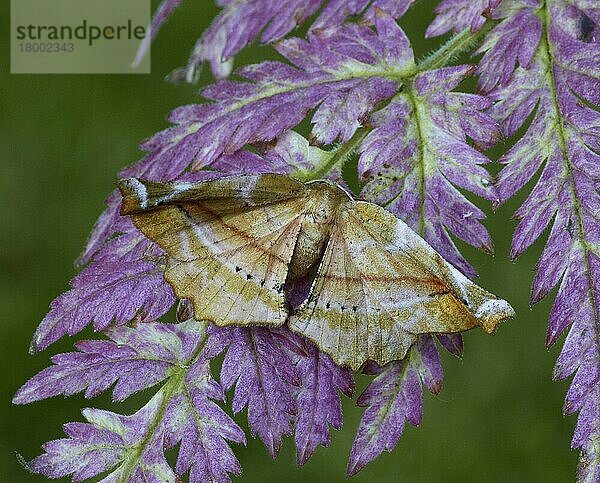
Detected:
[
  {"left": 298, "top": 20, "right": 496, "bottom": 182},
  {"left": 417, "top": 21, "right": 496, "bottom": 73},
  {"left": 118, "top": 322, "right": 210, "bottom": 482},
  {"left": 405, "top": 85, "right": 431, "bottom": 237},
  {"left": 295, "top": 128, "right": 369, "bottom": 182}
]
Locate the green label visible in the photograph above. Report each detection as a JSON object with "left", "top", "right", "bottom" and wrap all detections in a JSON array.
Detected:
[{"left": 11, "top": 0, "right": 150, "bottom": 74}]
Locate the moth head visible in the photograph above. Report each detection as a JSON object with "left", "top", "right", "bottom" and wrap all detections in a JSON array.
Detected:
[{"left": 306, "top": 180, "right": 353, "bottom": 224}]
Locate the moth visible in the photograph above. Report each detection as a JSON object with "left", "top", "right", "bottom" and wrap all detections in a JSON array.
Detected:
[{"left": 119, "top": 173, "right": 514, "bottom": 370}]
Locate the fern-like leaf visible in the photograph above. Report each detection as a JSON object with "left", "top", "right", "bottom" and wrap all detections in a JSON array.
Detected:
[
  {"left": 17, "top": 321, "right": 245, "bottom": 483},
  {"left": 295, "top": 342, "right": 355, "bottom": 465},
  {"left": 140, "top": 0, "right": 417, "bottom": 80},
  {"left": 348, "top": 335, "right": 443, "bottom": 475},
  {"left": 124, "top": 11, "right": 413, "bottom": 181},
  {"left": 465, "top": 1, "right": 599, "bottom": 480},
  {"left": 220, "top": 326, "right": 303, "bottom": 457},
  {"left": 31, "top": 222, "right": 175, "bottom": 352},
  {"left": 17, "top": 5, "right": 523, "bottom": 480}
]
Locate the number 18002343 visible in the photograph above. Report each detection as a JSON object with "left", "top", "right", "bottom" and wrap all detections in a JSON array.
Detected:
[{"left": 19, "top": 42, "right": 74, "bottom": 53}]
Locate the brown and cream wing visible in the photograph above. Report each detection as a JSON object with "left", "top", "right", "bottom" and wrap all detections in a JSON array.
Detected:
[
  {"left": 288, "top": 205, "right": 418, "bottom": 370},
  {"left": 289, "top": 201, "right": 514, "bottom": 370},
  {"left": 348, "top": 202, "right": 514, "bottom": 335},
  {"left": 119, "top": 173, "right": 306, "bottom": 215},
  {"left": 118, "top": 174, "right": 308, "bottom": 327}
]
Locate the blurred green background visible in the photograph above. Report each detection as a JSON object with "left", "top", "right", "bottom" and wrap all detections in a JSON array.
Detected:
[{"left": 1, "top": 1, "right": 577, "bottom": 481}]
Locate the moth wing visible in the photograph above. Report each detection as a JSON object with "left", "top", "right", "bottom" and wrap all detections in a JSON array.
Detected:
[
  {"left": 288, "top": 213, "right": 418, "bottom": 370},
  {"left": 120, "top": 173, "right": 306, "bottom": 214},
  {"left": 118, "top": 174, "right": 308, "bottom": 327},
  {"left": 289, "top": 201, "right": 514, "bottom": 370}
]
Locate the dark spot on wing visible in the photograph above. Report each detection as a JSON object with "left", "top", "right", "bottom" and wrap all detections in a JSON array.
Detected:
[{"left": 178, "top": 204, "right": 191, "bottom": 218}]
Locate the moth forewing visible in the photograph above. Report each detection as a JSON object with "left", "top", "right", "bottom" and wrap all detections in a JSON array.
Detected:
[
  {"left": 118, "top": 174, "right": 311, "bottom": 328},
  {"left": 434, "top": 259, "right": 515, "bottom": 334},
  {"left": 349, "top": 201, "right": 515, "bottom": 332},
  {"left": 287, "top": 209, "right": 421, "bottom": 370},
  {"left": 118, "top": 173, "right": 307, "bottom": 215}
]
